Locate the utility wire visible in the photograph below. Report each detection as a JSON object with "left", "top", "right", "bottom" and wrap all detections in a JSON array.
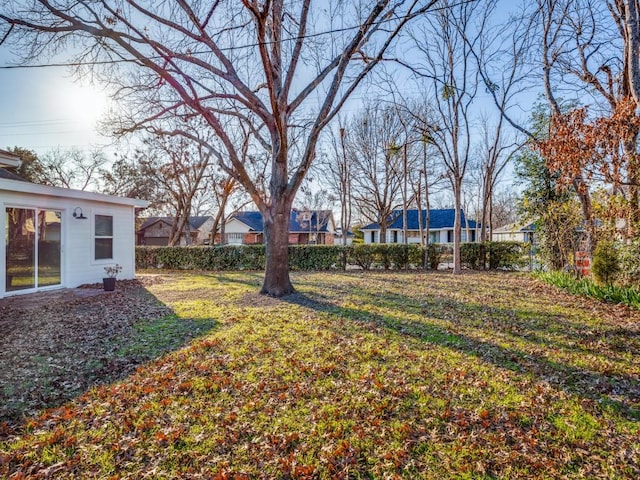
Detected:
[{"left": 0, "top": 1, "right": 443, "bottom": 70}]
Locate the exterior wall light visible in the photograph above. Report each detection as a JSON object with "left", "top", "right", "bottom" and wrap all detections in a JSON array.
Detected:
[{"left": 73, "top": 207, "right": 87, "bottom": 220}]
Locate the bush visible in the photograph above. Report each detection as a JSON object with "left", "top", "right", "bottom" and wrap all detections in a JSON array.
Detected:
[
  {"left": 288, "top": 245, "right": 342, "bottom": 270},
  {"left": 426, "top": 244, "right": 445, "bottom": 270},
  {"left": 348, "top": 244, "right": 376, "bottom": 270},
  {"left": 382, "top": 244, "right": 408, "bottom": 269},
  {"left": 408, "top": 244, "right": 426, "bottom": 268},
  {"left": 592, "top": 241, "right": 620, "bottom": 285},
  {"left": 460, "top": 243, "right": 485, "bottom": 270},
  {"left": 460, "top": 242, "right": 527, "bottom": 270},
  {"left": 487, "top": 242, "right": 529, "bottom": 270},
  {"left": 136, "top": 245, "right": 266, "bottom": 270},
  {"left": 619, "top": 241, "right": 640, "bottom": 287},
  {"left": 135, "top": 242, "right": 525, "bottom": 272}
]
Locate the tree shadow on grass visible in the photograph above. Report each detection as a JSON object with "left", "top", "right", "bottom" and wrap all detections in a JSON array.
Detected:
[
  {"left": 0, "top": 280, "right": 217, "bottom": 431},
  {"left": 283, "top": 290, "right": 640, "bottom": 420}
]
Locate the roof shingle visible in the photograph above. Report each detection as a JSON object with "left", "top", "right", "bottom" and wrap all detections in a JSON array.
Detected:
[{"left": 360, "top": 209, "right": 478, "bottom": 230}]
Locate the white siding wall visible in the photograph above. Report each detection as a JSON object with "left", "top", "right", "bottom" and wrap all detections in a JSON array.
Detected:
[
  {"left": 362, "top": 228, "right": 460, "bottom": 244},
  {"left": 223, "top": 219, "right": 253, "bottom": 245},
  {"left": 195, "top": 217, "right": 215, "bottom": 244},
  {"left": 362, "top": 230, "right": 377, "bottom": 244},
  {"left": 492, "top": 231, "right": 526, "bottom": 242},
  {"left": 225, "top": 218, "right": 252, "bottom": 234},
  {"left": 1, "top": 191, "right": 138, "bottom": 297}
]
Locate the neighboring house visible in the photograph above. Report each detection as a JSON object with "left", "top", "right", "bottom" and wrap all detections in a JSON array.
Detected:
[
  {"left": 136, "top": 216, "right": 214, "bottom": 246},
  {"left": 222, "top": 209, "right": 336, "bottom": 245},
  {"left": 492, "top": 222, "right": 536, "bottom": 243},
  {"left": 361, "top": 209, "right": 479, "bottom": 244},
  {"left": 334, "top": 228, "right": 355, "bottom": 246},
  {"left": 0, "top": 149, "right": 26, "bottom": 181},
  {"left": 1, "top": 150, "right": 148, "bottom": 299}
]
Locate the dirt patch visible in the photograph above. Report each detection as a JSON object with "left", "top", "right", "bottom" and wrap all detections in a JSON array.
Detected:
[{"left": 0, "top": 277, "right": 173, "bottom": 428}]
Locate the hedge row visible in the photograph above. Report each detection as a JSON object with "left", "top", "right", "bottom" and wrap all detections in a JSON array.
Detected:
[
  {"left": 136, "top": 242, "right": 530, "bottom": 272},
  {"left": 460, "top": 242, "right": 531, "bottom": 270}
]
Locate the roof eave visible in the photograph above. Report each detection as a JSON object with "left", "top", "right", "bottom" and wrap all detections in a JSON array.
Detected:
[
  {"left": 0, "top": 149, "right": 21, "bottom": 168},
  {"left": 0, "top": 177, "right": 149, "bottom": 207}
]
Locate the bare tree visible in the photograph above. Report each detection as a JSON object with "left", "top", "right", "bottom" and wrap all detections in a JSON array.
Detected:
[
  {"left": 35, "top": 148, "right": 106, "bottom": 191},
  {"left": 137, "top": 133, "right": 212, "bottom": 246},
  {"left": 100, "top": 153, "right": 164, "bottom": 209},
  {"left": 396, "top": 99, "right": 447, "bottom": 262},
  {"left": 475, "top": 114, "right": 520, "bottom": 242},
  {"left": 318, "top": 123, "right": 353, "bottom": 246},
  {"left": 491, "top": 188, "right": 519, "bottom": 230},
  {"left": 207, "top": 173, "right": 251, "bottom": 245},
  {"left": 1, "top": 0, "right": 439, "bottom": 296},
  {"left": 514, "top": 0, "right": 640, "bottom": 250},
  {"left": 407, "top": 0, "right": 484, "bottom": 274},
  {"left": 347, "top": 103, "right": 406, "bottom": 243}
]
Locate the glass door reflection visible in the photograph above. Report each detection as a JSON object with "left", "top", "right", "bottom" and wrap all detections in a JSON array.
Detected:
[
  {"left": 5, "top": 208, "right": 36, "bottom": 291},
  {"left": 5, "top": 207, "right": 62, "bottom": 292},
  {"left": 38, "top": 210, "right": 61, "bottom": 287}
]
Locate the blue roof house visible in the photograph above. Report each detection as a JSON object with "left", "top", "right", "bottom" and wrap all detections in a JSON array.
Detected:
[
  {"left": 223, "top": 209, "right": 336, "bottom": 245},
  {"left": 360, "top": 209, "right": 479, "bottom": 244}
]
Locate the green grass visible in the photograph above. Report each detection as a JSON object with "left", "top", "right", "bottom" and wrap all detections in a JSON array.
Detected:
[
  {"left": 115, "top": 315, "right": 217, "bottom": 360},
  {"left": 1, "top": 271, "right": 639, "bottom": 479}
]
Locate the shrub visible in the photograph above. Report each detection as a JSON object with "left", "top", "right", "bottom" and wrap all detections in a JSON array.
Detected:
[
  {"left": 408, "top": 244, "right": 426, "bottom": 268},
  {"left": 459, "top": 242, "right": 527, "bottom": 270},
  {"left": 618, "top": 241, "right": 640, "bottom": 287},
  {"left": 135, "top": 242, "right": 527, "bottom": 272},
  {"left": 427, "top": 243, "right": 448, "bottom": 270},
  {"left": 372, "top": 244, "right": 392, "bottom": 270},
  {"left": 136, "top": 245, "right": 266, "bottom": 270},
  {"left": 386, "top": 244, "right": 410, "bottom": 269},
  {"left": 460, "top": 243, "right": 485, "bottom": 270},
  {"left": 288, "top": 245, "right": 342, "bottom": 270},
  {"left": 592, "top": 241, "right": 620, "bottom": 285},
  {"left": 487, "top": 242, "right": 529, "bottom": 270},
  {"left": 348, "top": 244, "right": 376, "bottom": 270}
]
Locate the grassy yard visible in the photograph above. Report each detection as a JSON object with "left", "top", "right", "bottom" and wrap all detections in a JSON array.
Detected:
[{"left": 1, "top": 271, "right": 639, "bottom": 479}]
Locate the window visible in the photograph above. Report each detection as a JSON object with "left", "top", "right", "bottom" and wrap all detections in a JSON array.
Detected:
[
  {"left": 95, "top": 214, "right": 113, "bottom": 260},
  {"left": 226, "top": 232, "right": 244, "bottom": 244}
]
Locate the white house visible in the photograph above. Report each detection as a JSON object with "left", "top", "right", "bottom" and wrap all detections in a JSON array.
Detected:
[
  {"left": 492, "top": 222, "right": 536, "bottom": 243},
  {"left": 1, "top": 150, "right": 148, "bottom": 298},
  {"left": 361, "top": 209, "right": 479, "bottom": 244}
]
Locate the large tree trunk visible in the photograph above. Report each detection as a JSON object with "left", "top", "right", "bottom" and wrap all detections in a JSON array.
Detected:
[
  {"left": 260, "top": 143, "right": 295, "bottom": 296},
  {"left": 261, "top": 198, "right": 294, "bottom": 296}
]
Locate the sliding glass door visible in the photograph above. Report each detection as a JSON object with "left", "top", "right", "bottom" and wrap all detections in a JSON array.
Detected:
[{"left": 5, "top": 207, "right": 61, "bottom": 292}]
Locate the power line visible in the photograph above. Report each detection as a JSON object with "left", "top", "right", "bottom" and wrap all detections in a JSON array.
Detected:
[
  {"left": 0, "top": 119, "right": 81, "bottom": 127},
  {"left": 0, "top": 4, "right": 430, "bottom": 71}
]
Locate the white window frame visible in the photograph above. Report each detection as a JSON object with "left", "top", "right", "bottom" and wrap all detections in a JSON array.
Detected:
[{"left": 93, "top": 212, "right": 114, "bottom": 262}]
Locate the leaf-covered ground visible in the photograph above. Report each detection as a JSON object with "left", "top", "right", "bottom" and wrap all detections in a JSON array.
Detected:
[
  {"left": 0, "top": 278, "right": 214, "bottom": 425},
  {"left": 1, "top": 271, "right": 639, "bottom": 479}
]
